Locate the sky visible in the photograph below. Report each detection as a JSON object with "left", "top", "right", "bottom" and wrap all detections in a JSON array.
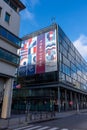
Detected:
[{"left": 20, "top": 0, "right": 87, "bottom": 61}]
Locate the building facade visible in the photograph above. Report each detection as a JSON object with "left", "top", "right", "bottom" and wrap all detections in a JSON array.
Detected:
[
  {"left": 13, "top": 24, "right": 87, "bottom": 113},
  {"left": 0, "top": 0, "right": 25, "bottom": 118}
]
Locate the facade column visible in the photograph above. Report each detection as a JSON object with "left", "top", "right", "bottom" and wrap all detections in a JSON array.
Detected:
[
  {"left": 1, "top": 78, "right": 13, "bottom": 119},
  {"left": 58, "top": 87, "right": 60, "bottom": 112},
  {"left": 74, "top": 93, "right": 77, "bottom": 110},
  {"left": 75, "top": 93, "right": 79, "bottom": 111},
  {"left": 78, "top": 94, "right": 80, "bottom": 110},
  {"left": 65, "top": 89, "right": 68, "bottom": 111},
  {"left": 82, "top": 94, "right": 84, "bottom": 109},
  {"left": 70, "top": 91, "right": 73, "bottom": 110},
  {"left": 86, "top": 96, "right": 87, "bottom": 108}
]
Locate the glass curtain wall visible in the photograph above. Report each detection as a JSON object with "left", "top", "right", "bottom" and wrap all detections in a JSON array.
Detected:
[{"left": 58, "top": 26, "right": 87, "bottom": 92}]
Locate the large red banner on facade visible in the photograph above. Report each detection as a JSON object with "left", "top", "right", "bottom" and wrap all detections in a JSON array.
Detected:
[{"left": 36, "top": 34, "right": 45, "bottom": 73}]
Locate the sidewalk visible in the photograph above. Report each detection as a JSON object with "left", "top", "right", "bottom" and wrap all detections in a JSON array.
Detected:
[{"left": 0, "top": 109, "right": 87, "bottom": 130}]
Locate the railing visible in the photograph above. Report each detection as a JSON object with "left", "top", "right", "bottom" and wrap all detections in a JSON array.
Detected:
[
  {"left": 0, "top": 25, "right": 21, "bottom": 48},
  {"left": 25, "top": 111, "right": 56, "bottom": 122},
  {"left": 0, "top": 112, "right": 56, "bottom": 129}
]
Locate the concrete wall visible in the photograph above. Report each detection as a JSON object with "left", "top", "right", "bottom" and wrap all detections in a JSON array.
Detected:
[
  {"left": 1, "top": 78, "right": 13, "bottom": 118},
  {"left": 0, "top": 0, "right": 23, "bottom": 118},
  {"left": 0, "top": 0, "right": 20, "bottom": 36},
  {"left": 0, "top": 39, "right": 19, "bottom": 55},
  {"left": 0, "top": 61, "right": 16, "bottom": 77}
]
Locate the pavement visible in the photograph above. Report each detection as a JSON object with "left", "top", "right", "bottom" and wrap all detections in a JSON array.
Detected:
[{"left": 0, "top": 109, "right": 87, "bottom": 130}]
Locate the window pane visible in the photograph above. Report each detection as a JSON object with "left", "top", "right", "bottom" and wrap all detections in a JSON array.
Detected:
[
  {"left": 0, "top": 48, "right": 19, "bottom": 65},
  {"left": 0, "top": 25, "right": 21, "bottom": 47},
  {"left": 5, "top": 12, "right": 10, "bottom": 23}
]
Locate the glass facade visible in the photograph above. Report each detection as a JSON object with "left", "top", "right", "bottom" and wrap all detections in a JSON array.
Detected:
[
  {"left": 12, "top": 24, "right": 87, "bottom": 114},
  {"left": 0, "top": 25, "right": 21, "bottom": 47},
  {"left": 58, "top": 26, "right": 87, "bottom": 92},
  {"left": 0, "top": 48, "right": 20, "bottom": 65},
  {"left": 18, "top": 24, "right": 87, "bottom": 92}
]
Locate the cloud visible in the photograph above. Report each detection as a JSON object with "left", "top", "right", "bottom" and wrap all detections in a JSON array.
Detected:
[
  {"left": 73, "top": 35, "right": 87, "bottom": 60},
  {"left": 20, "top": 0, "right": 39, "bottom": 24},
  {"left": 22, "top": 0, "right": 39, "bottom": 8},
  {"left": 30, "top": 0, "right": 40, "bottom": 8},
  {"left": 21, "top": 9, "right": 34, "bottom": 21}
]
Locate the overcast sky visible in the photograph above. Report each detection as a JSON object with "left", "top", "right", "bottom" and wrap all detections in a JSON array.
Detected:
[{"left": 20, "top": 0, "right": 87, "bottom": 61}]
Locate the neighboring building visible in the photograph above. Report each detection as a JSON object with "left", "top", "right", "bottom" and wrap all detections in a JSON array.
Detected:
[
  {"left": 0, "top": 0, "right": 25, "bottom": 118},
  {"left": 13, "top": 23, "right": 87, "bottom": 113}
]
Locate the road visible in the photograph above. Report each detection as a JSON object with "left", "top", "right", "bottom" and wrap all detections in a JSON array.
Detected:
[{"left": 13, "top": 112, "right": 87, "bottom": 130}]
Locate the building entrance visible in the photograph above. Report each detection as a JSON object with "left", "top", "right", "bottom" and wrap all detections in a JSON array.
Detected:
[{"left": 12, "top": 86, "right": 87, "bottom": 114}]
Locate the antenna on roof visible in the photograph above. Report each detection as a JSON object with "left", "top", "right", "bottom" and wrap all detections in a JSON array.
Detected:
[{"left": 51, "top": 16, "right": 56, "bottom": 25}]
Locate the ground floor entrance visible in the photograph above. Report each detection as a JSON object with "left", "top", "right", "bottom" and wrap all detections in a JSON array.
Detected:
[{"left": 12, "top": 86, "right": 87, "bottom": 114}]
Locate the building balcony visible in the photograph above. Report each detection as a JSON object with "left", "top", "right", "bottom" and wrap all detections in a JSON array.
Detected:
[
  {"left": 0, "top": 25, "right": 21, "bottom": 48},
  {"left": 4, "top": 0, "right": 25, "bottom": 12}
]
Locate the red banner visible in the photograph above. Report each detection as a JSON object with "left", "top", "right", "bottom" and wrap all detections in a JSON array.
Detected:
[{"left": 36, "top": 34, "right": 45, "bottom": 73}]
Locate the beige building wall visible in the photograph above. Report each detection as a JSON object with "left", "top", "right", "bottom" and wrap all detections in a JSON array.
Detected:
[
  {"left": 0, "top": 0, "right": 20, "bottom": 36},
  {"left": 0, "top": 61, "right": 16, "bottom": 77},
  {"left": 0, "top": 0, "right": 25, "bottom": 118},
  {"left": 1, "top": 78, "right": 13, "bottom": 118},
  {"left": 0, "top": 39, "right": 18, "bottom": 55}
]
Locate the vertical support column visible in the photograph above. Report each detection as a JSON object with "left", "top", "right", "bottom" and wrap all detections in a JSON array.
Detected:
[
  {"left": 86, "top": 95, "right": 87, "bottom": 108},
  {"left": 78, "top": 94, "right": 80, "bottom": 110},
  {"left": 70, "top": 91, "right": 73, "bottom": 110},
  {"left": 82, "top": 95, "right": 84, "bottom": 109},
  {"left": 1, "top": 78, "right": 13, "bottom": 119},
  {"left": 65, "top": 89, "right": 68, "bottom": 111},
  {"left": 75, "top": 93, "right": 79, "bottom": 111},
  {"left": 58, "top": 87, "right": 60, "bottom": 112},
  {"left": 74, "top": 93, "right": 77, "bottom": 110}
]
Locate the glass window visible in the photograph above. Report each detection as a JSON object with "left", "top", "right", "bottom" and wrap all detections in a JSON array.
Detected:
[
  {"left": 0, "top": 25, "right": 21, "bottom": 47},
  {"left": 5, "top": 12, "right": 10, "bottom": 23},
  {"left": 77, "top": 75, "right": 81, "bottom": 82},
  {"left": 59, "top": 72, "right": 66, "bottom": 81},
  {"left": 71, "top": 63, "right": 77, "bottom": 72},
  {"left": 0, "top": 27, "right": 7, "bottom": 37},
  {"left": 59, "top": 62, "right": 63, "bottom": 72},
  {"left": 4, "top": 0, "right": 9, "bottom": 4},
  {"left": 62, "top": 40, "right": 69, "bottom": 51},
  {"left": 0, "top": 48, "right": 19, "bottom": 65},
  {"left": 59, "top": 53, "right": 63, "bottom": 62},
  {"left": 62, "top": 47, "right": 67, "bottom": 57},
  {"left": 63, "top": 55, "right": 70, "bottom": 67}
]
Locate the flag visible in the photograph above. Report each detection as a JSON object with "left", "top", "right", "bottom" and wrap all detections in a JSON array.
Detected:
[
  {"left": 28, "top": 46, "right": 37, "bottom": 54},
  {"left": 16, "top": 84, "right": 21, "bottom": 89},
  {"left": 28, "top": 37, "right": 37, "bottom": 65},
  {"left": 20, "top": 40, "right": 29, "bottom": 67},
  {"left": 27, "top": 64, "right": 35, "bottom": 75},
  {"left": 13, "top": 83, "right": 21, "bottom": 89},
  {"left": 47, "top": 30, "right": 55, "bottom": 41},
  {"left": 20, "top": 57, "right": 28, "bottom": 66},
  {"left": 18, "top": 66, "right": 26, "bottom": 76},
  {"left": 28, "top": 54, "right": 36, "bottom": 65}
]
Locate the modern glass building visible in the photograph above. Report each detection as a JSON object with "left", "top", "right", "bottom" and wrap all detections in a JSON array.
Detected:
[{"left": 13, "top": 23, "right": 87, "bottom": 113}]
